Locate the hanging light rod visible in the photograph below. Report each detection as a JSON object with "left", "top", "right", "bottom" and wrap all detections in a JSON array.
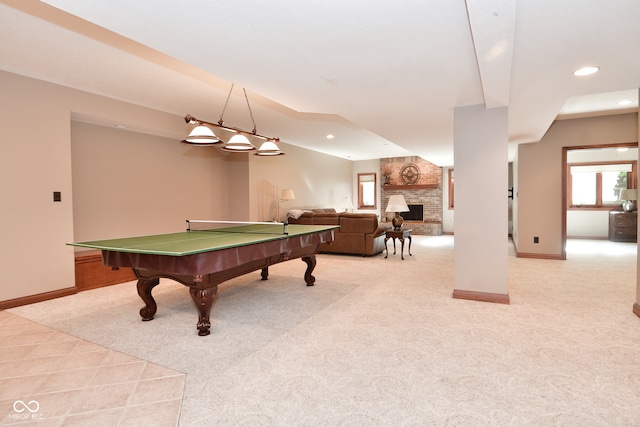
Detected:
[
  {"left": 181, "top": 84, "right": 284, "bottom": 155},
  {"left": 183, "top": 114, "right": 273, "bottom": 142}
]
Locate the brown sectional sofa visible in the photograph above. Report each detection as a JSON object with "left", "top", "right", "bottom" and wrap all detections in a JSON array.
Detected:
[{"left": 287, "top": 209, "right": 392, "bottom": 256}]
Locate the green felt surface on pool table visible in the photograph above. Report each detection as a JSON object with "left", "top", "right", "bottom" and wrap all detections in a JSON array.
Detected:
[{"left": 68, "top": 224, "right": 338, "bottom": 256}]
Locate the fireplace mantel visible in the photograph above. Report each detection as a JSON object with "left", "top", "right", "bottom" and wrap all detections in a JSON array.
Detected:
[{"left": 383, "top": 184, "right": 439, "bottom": 190}]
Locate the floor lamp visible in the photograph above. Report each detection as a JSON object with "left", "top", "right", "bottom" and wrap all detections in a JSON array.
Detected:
[
  {"left": 278, "top": 189, "right": 296, "bottom": 222},
  {"left": 340, "top": 196, "right": 354, "bottom": 213}
]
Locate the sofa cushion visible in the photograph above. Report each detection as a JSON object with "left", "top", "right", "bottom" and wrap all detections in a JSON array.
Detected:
[
  {"left": 313, "top": 212, "right": 340, "bottom": 226},
  {"left": 339, "top": 213, "right": 378, "bottom": 234},
  {"left": 286, "top": 210, "right": 314, "bottom": 225},
  {"left": 286, "top": 209, "right": 340, "bottom": 226},
  {"left": 287, "top": 209, "right": 311, "bottom": 220},
  {"left": 312, "top": 208, "right": 337, "bottom": 214}
]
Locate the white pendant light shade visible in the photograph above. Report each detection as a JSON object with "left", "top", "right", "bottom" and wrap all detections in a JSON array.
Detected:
[
  {"left": 256, "top": 139, "right": 284, "bottom": 156},
  {"left": 182, "top": 125, "right": 221, "bottom": 145},
  {"left": 221, "top": 134, "right": 256, "bottom": 152}
]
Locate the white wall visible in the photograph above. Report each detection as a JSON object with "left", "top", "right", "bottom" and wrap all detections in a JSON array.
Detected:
[
  {"left": 566, "top": 211, "right": 610, "bottom": 237},
  {"left": 71, "top": 121, "right": 229, "bottom": 242},
  {"left": 352, "top": 159, "right": 380, "bottom": 216},
  {"left": 0, "top": 71, "right": 187, "bottom": 302},
  {"left": 249, "top": 143, "right": 353, "bottom": 222},
  {"left": 517, "top": 113, "right": 638, "bottom": 256}
]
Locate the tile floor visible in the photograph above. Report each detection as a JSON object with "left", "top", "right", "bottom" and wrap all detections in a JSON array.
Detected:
[{"left": 0, "top": 311, "right": 185, "bottom": 426}]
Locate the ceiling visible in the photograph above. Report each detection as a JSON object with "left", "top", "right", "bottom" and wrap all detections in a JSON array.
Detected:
[{"left": 1, "top": 0, "right": 638, "bottom": 166}]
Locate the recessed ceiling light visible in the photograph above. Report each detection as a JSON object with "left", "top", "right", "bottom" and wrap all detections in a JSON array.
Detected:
[
  {"left": 573, "top": 66, "right": 599, "bottom": 76},
  {"left": 618, "top": 99, "right": 634, "bottom": 106},
  {"left": 326, "top": 134, "right": 335, "bottom": 139}
]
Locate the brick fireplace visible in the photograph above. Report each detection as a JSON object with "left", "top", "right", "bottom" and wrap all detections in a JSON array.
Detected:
[{"left": 381, "top": 156, "right": 443, "bottom": 236}]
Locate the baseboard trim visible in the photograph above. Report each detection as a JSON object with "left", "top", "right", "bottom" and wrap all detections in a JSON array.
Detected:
[
  {"left": 567, "top": 236, "right": 608, "bottom": 240},
  {"left": 516, "top": 252, "right": 565, "bottom": 260},
  {"left": 452, "top": 289, "right": 510, "bottom": 305},
  {"left": 633, "top": 303, "right": 640, "bottom": 319},
  {"left": 0, "top": 287, "right": 78, "bottom": 310}
]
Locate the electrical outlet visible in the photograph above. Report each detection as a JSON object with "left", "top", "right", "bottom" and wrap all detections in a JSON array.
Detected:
[
  {"left": 53, "top": 191, "right": 61, "bottom": 202},
  {"left": 533, "top": 236, "right": 539, "bottom": 243}
]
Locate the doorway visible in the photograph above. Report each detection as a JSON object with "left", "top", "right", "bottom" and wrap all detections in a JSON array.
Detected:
[{"left": 562, "top": 142, "right": 638, "bottom": 257}]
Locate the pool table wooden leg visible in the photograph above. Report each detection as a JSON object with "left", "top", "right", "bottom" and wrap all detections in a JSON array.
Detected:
[
  {"left": 301, "top": 255, "right": 316, "bottom": 286},
  {"left": 189, "top": 285, "right": 218, "bottom": 336},
  {"left": 136, "top": 277, "right": 160, "bottom": 321}
]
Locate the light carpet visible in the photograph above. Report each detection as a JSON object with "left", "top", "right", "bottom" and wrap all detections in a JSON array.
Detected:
[{"left": 8, "top": 236, "right": 640, "bottom": 426}]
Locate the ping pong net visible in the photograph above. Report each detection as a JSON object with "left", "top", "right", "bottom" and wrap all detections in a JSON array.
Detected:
[{"left": 186, "top": 220, "right": 289, "bottom": 235}]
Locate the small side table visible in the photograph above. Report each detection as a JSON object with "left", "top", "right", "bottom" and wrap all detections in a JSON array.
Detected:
[{"left": 384, "top": 228, "right": 412, "bottom": 260}]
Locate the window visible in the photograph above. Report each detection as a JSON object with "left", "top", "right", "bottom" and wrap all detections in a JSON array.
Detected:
[
  {"left": 568, "top": 161, "right": 636, "bottom": 209},
  {"left": 357, "top": 173, "right": 377, "bottom": 209}
]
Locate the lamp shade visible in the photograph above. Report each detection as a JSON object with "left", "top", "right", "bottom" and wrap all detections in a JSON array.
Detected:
[
  {"left": 620, "top": 189, "right": 638, "bottom": 201},
  {"left": 280, "top": 189, "right": 295, "bottom": 201},
  {"left": 182, "top": 125, "right": 221, "bottom": 145},
  {"left": 339, "top": 196, "right": 354, "bottom": 211},
  {"left": 385, "top": 195, "right": 410, "bottom": 213},
  {"left": 220, "top": 134, "right": 256, "bottom": 152},
  {"left": 256, "top": 139, "right": 284, "bottom": 156}
]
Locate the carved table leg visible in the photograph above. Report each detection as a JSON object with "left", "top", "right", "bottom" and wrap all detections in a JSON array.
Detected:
[
  {"left": 189, "top": 285, "right": 218, "bottom": 336},
  {"left": 301, "top": 255, "right": 317, "bottom": 286},
  {"left": 261, "top": 267, "right": 269, "bottom": 281},
  {"left": 136, "top": 277, "right": 160, "bottom": 321}
]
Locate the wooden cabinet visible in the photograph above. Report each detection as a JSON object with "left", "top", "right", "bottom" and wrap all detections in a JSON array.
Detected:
[{"left": 608, "top": 211, "right": 637, "bottom": 242}]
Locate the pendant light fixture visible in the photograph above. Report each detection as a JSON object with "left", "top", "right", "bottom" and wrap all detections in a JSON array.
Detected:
[{"left": 182, "top": 84, "right": 284, "bottom": 155}]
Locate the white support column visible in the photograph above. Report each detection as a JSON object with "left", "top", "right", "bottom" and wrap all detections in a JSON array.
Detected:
[
  {"left": 635, "top": 88, "right": 640, "bottom": 319},
  {"left": 453, "top": 104, "right": 509, "bottom": 304}
]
